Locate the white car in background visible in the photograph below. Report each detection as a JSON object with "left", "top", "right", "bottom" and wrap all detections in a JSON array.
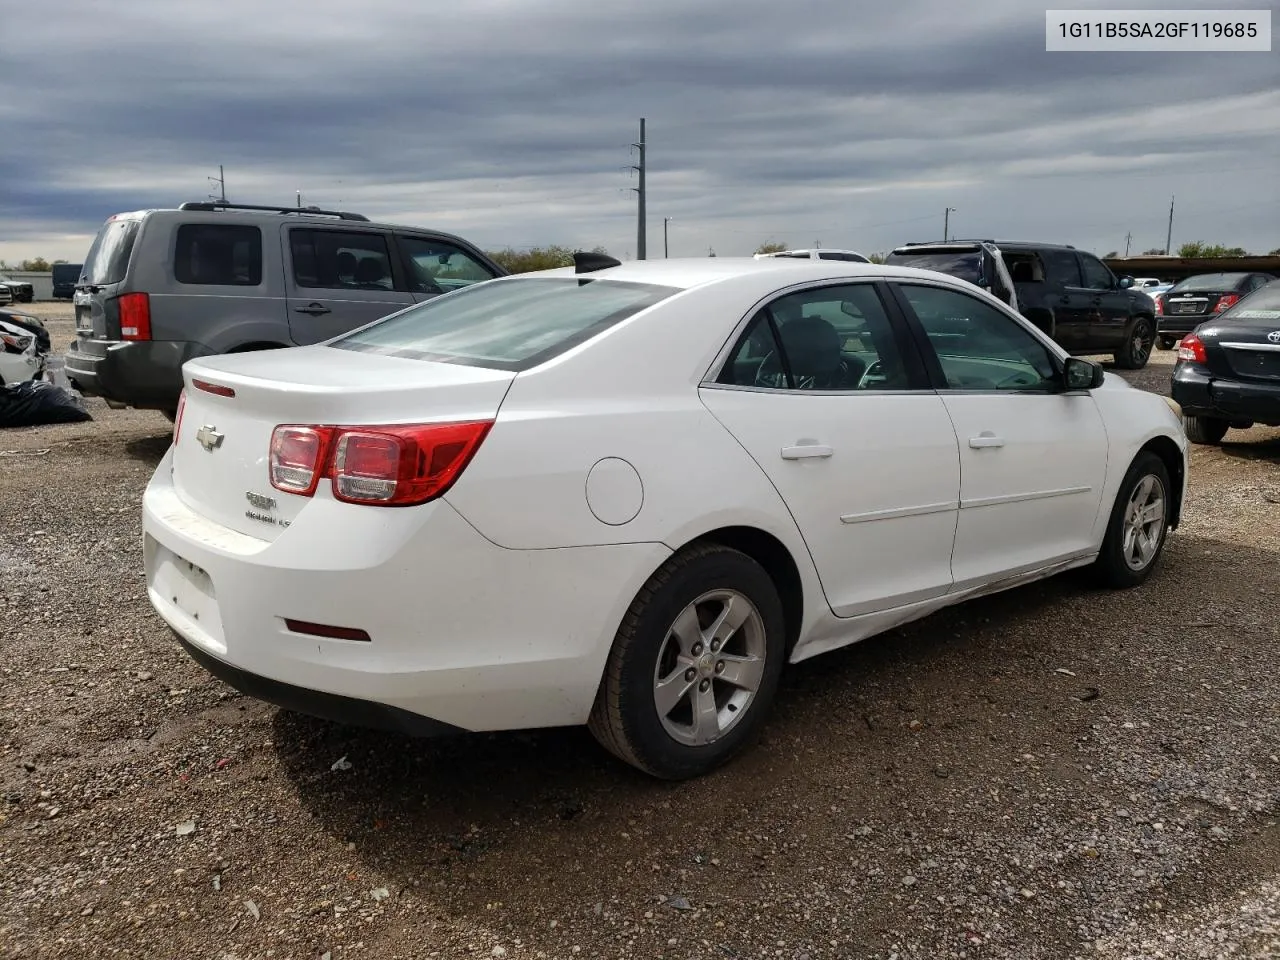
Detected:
[
  {"left": 144, "top": 256, "right": 1187, "bottom": 779},
  {"left": 0, "top": 318, "right": 46, "bottom": 385},
  {"left": 755, "top": 248, "right": 871, "bottom": 263}
]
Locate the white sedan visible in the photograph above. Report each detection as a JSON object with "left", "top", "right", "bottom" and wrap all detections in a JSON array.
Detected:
[{"left": 144, "top": 256, "right": 1187, "bottom": 779}]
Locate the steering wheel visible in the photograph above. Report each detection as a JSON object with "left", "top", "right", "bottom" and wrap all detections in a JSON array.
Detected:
[{"left": 857, "top": 360, "right": 886, "bottom": 390}]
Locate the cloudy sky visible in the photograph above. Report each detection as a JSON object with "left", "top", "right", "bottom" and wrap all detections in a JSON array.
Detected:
[{"left": 1, "top": 0, "right": 1276, "bottom": 265}]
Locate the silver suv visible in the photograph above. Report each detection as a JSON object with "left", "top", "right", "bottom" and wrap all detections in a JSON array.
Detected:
[{"left": 65, "top": 201, "right": 507, "bottom": 417}]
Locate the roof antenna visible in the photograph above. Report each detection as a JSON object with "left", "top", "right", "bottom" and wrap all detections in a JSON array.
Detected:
[{"left": 574, "top": 250, "right": 622, "bottom": 274}]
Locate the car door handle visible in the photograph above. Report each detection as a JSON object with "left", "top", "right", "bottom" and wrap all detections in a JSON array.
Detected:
[
  {"left": 968, "top": 434, "right": 1005, "bottom": 449},
  {"left": 781, "top": 443, "right": 833, "bottom": 460},
  {"left": 294, "top": 303, "right": 331, "bottom": 316}
]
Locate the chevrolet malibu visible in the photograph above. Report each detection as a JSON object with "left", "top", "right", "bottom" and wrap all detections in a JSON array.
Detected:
[{"left": 144, "top": 255, "right": 1188, "bottom": 779}]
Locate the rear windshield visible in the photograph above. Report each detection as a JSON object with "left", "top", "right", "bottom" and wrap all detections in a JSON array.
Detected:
[
  {"left": 1222, "top": 282, "right": 1280, "bottom": 321},
  {"left": 1170, "top": 273, "right": 1248, "bottom": 293},
  {"left": 82, "top": 218, "right": 142, "bottom": 285},
  {"left": 886, "top": 251, "right": 984, "bottom": 285},
  {"left": 330, "top": 276, "right": 681, "bottom": 371}
]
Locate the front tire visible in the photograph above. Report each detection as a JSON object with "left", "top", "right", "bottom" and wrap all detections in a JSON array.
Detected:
[
  {"left": 1093, "top": 452, "right": 1172, "bottom": 588},
  {"left": 589, "top": 543, "right": 786, "bottom": 780},
  {"left": 1183, "top": 414, "right": 1228, "bottom": 445},
  {"left": 1113, "top": 316, "right": 1155, "bottom": 369}
]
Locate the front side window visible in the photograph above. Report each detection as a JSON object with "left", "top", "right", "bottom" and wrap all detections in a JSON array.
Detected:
[
  {"left": 896, "top": 283, "right": 1059, "bottom": 392},
  {"left": 718, "top": 284, "right": 914, "bottom": 391},
  {"left": 398, "top": 236, "right": 496, "bottom": 294},
  {"left": 174, "top": 224, "right": 263, "bottom": 286},
  {"left": 291, "top": 230, "right": 396, "bottom": 291},
  {"left": 331, "top": 276, "right": 678, "bottom": 371},
  {"left": 1079, "top": 254, "right": 1115, "bottom": 291}
]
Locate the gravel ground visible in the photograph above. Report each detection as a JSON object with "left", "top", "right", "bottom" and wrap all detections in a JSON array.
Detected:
[{"left": 1, "top": 304, "right": 1278, "bottom": 960}]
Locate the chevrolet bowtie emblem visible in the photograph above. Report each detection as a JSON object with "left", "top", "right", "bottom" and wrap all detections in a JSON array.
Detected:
[{"left": 195, "top": 425, "right": 224, "bottom": 452}]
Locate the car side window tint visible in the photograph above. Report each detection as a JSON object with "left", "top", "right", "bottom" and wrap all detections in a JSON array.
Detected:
[
  {"left": 398, "top": 236, "right": 497, "bottom": 294},
  {"left": 897, "top": 284, "right": 1059, "bottom": 392},
  {"left": 718, "top": 284, "right": 914, "bottom": 391},
  {"left": 1040, "top": 249, "right": 1082, "bottom": 287},
  {"left": 175, "top": 225, "right": 263, "bottom": 286},
  {"left": 1079, "top": 254, "right": 1114, "bottom": 291},
  {"left": 290, "top": 230, "right": 397, "bottom": 291}
]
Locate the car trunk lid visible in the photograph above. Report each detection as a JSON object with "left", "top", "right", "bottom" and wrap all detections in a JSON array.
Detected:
[{"left": 171, "top": 346, "right": 515, "bottom": 540}]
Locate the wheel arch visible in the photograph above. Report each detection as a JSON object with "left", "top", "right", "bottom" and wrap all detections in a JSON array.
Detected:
[
  {"left": 227, "top": 341, "right": 290, "bottom": 353},
  {"left": 670, "top": 525, "right": 806, "bottom": 658},
  {"left": 1138, "top": 434, "right": 1185, "bottom": 529}
]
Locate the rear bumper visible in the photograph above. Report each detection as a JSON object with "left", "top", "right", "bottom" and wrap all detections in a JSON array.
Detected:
[
  {"left": 1157, "top": 316, "right": 1210, "bottom": 338},
  {"left": 142, "top": 450, "right": 669, "bottom": 733},
  {"left": 64, "top": 338, "right": 205, "bottom": 409},
  {"left": 1171, "top": 363, "right": 1280, "bottom": 425}
]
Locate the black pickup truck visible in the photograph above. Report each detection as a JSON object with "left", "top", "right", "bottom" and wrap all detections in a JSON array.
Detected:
[{"left": 886, "top": 240, "right": 1158, "bottom": 369}]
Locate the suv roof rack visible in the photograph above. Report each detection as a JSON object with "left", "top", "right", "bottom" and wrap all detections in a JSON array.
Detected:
[{"left": 178, "top": 201, "right": 370, "bottom": 222}]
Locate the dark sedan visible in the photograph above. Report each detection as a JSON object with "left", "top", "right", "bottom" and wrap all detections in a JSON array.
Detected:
[
  {"left": 1156, "top": 272, "right": 1275, "bottom": 350},
  {"left": 1171, "top": 279, "right": 1280, "bottom": 444}
]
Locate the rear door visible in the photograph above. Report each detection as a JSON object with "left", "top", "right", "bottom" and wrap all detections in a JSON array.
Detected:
[
  {"left": 282, "top": 225, "right": 415, "bottom": 344},
  {"left": 1038, "top": 247, "right": 1087, "bottom": 350},
  {"left": 700, "top": 281, "right": 961, "bottom": 618}
]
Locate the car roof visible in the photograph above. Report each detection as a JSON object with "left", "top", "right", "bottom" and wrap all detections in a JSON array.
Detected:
[
  {"left": 525, "top": 256, "right": 959, "bottom": 291},
  {"left": 109, "top": 207, "right": 479, "bottom": 246}
]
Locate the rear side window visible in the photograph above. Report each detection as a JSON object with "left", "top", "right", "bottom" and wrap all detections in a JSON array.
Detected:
[
  {"left": 331, "top": 277, "right": 680, "bottom": 371},
  {"left": 83, "top": 218, "right": 141, "bottom": 285},
  {"left": 174, "top": 225, "right": 263, "bottom": 286},
  {"left": 1038, "top": 249, "right": 1081, "bottom": 286},
  {"left": 291, "top": 230, "right": 396, "bottom": 291}
]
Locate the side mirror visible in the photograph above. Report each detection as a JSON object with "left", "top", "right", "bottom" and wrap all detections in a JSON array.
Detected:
[
  {"left": 1063, "top": 357, "right": 1104, "bottom": 390},
  {"left": 1118, "top": 276, "right": 1134, "bottom": 289}
]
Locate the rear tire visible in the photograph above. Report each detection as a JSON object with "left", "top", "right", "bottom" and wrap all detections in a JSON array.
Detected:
[
  {"left": 1093, "top": 452, "right": 1172, "bottom": 589},
  {"left": 1183, "top": 414, "right": 1228, "bottom": 445},
  {"left": 588, "top": 543, "right": 786, "bottom": 780},
  {"left": 1113, "top": 316, "right": 1155, "bottom": 369}
]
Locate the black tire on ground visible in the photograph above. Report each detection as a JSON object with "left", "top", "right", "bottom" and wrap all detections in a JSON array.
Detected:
[
  {"left": 1092, "top": 451, "right": 1173, "bottom": 589},
  {"left": 1113, "top": 316, "right": 1155, "bottom": 369},
  {"left": 1183, "top": 414, "right": 1228, "bottom": 445},
  {"left": 588, "top": 543, "right": 787, "bottom": 780},
  {"left": 1157, "top": 336, "right": 1177, "bottom": 351}
]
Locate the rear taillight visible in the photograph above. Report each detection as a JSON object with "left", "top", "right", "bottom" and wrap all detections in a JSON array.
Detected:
[
  {"left": 1153, "top": 294, "right": 1164, "bottom": 316},
  {"left": 268, "top": 420, "right": 492, "bottom": 506},
  {"left": 172, "top": 390, "right": 186, "bottom": 446},
  {"left": 1214, "top": 294, "right": 1240, "bottom": 313},
  {"left": 1177, "top": 334, "right": 1207, "bottom": 364},
  {"left": 270, "top": 426, "right": 331, "bottom": 497},
  {"left": 117, "top": 292, "right": 151, "bottom": 340}
]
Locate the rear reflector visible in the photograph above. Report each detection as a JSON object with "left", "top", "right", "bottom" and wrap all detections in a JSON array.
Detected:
[
  {"left": 192, "top": 378, "right": 236, "bottom": 398},
  {"left": 284, "top": 619, "right": 371, "bottom": 642},
  {"left": 268, "top": 420, "right": 493, "bottom": 506},
  {"left": 172, "top": 389, "right": 187, "bottom": 447},
  {"left": 117, "top": 292, "right": 151, "bottom": 340}
]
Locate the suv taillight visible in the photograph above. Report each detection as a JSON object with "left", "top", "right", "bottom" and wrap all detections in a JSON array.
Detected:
[
  {"left": 117, "top": 293, "right": 151, "bottom": 340},
  {"left": 1214, "top": 294, "right": 1240, "bottom": 313},
  {"left": 1177, "top": 334, "right": 1207, "bottom": 364},
  {"left": 172, "top": 390, "right": 186, "bottom": 446},
  {"left": 268, "top": 421, "right": 492, "bottom": 506}
]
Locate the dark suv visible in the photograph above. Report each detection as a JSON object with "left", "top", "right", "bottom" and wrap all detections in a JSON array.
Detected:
[
  {"left": 885, "top": 241, "right": 1158, "bottom": 369},
  {"left": 65, "top": 202, "right": 507, "bottom": 417}
]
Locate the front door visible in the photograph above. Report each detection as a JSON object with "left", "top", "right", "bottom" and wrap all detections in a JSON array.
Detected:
[
  {"left": 891, "top": 281, "right": 1109, "bottom": 589},
  {"left": 282, "top": 225, "right": 415, "bottom": 344},
  {"left": 699, "top": 282, "right": 961, "bottom": 618},
  {"left": 1076, "top": 252, "right": 1131, "bottom": 351}
]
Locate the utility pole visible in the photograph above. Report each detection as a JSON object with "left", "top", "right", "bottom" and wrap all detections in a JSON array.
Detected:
[
  {"left": 296, "top": 190, "right": 302, "bottom": 209},
  {"left": 944, "top": 207, "right": 956, "bottom": 242},
  {"left": 1124, "top": 232, "right": 1132, "bottom": 257},
  {"left": 630, "top": 119, "right": 647, "bottom": 260},
  {"left": 1164, "top": 195, "right": 1175, "bottom": 255},
  {"left": 663, "top": 217, "right": 671, "bottom": 258},
  {"left": 208, "top": 165, "right": 227, "bottom": 202}
]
